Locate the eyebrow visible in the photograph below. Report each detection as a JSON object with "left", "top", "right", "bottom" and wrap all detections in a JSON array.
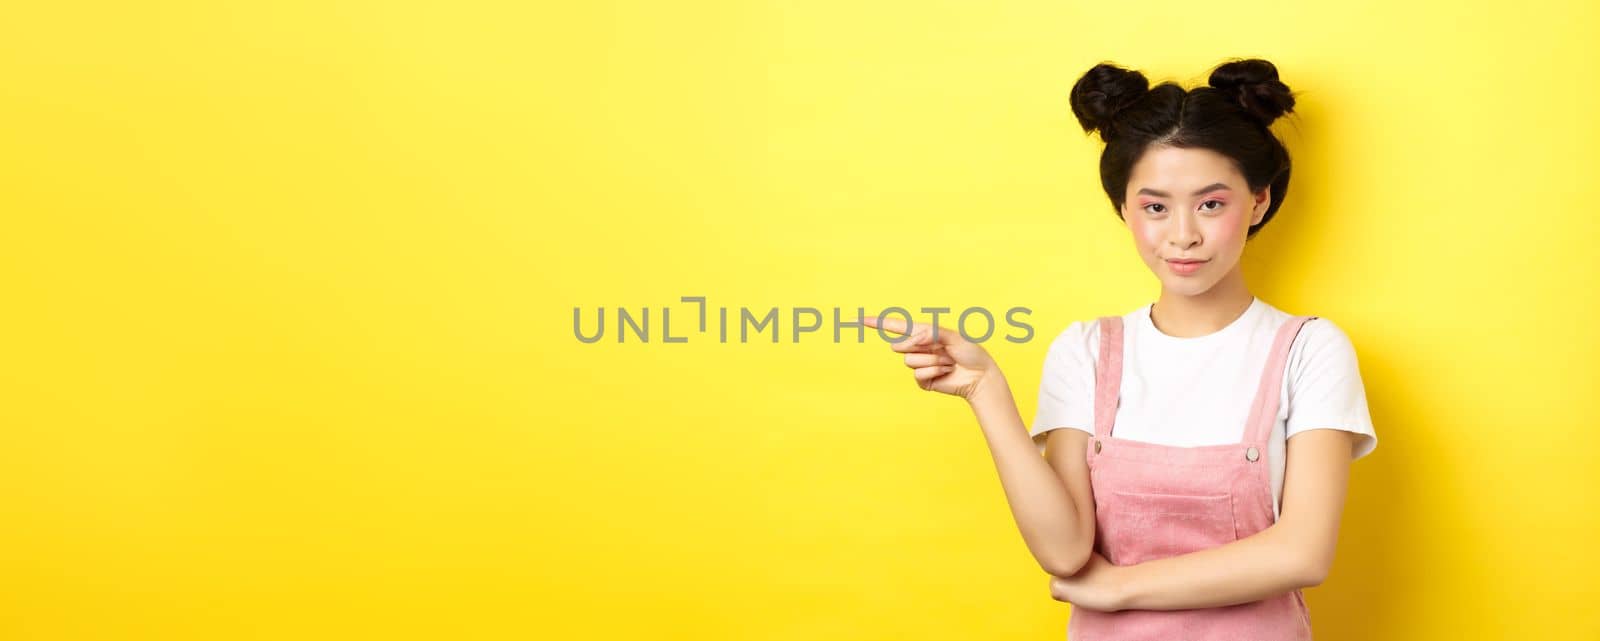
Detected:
[{"left": 1136, "top": 182, "right": 1231, "bottom": 198}]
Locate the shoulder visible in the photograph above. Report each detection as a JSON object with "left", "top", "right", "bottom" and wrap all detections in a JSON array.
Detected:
[
  {"left": 1247, "top": 298, "right": 1366, "bottom": 382},
  {"left": 1278, "top": 314, "right": 1378, "bottom": 458},
  {"left": 1250, "top": 298, "right": 1358, "bottom": 362},
  {"left": 1043, "top": 318, "right": 1098, "bottom": 352},
  {"left": 1281, "top": 315, "right": 1370, "bottom": 403},
  {"left": 1042, "top": 304, "right": 1145, "bottom": 360},
  {"left": 1038, "top": 316, "right": 1112, "bottom": 372},
  {"left": 1289, "top": 316, "right": 1362, "bottom": 366}
]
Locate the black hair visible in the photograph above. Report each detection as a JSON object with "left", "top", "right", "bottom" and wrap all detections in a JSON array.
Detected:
[{"left": 1068, "top": 58, "right": 1297, "bottom": 239}]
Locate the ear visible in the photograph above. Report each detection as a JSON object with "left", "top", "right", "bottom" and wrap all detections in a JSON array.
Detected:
[{"left": 1250, "top": 187, "right": 1271, "bottom": 226}]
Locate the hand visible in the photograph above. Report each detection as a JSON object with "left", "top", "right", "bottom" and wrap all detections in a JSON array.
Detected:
[
  {"left": 1049, "top": 552, "right": 1128, "bottom": 612},
  {"left": 858, "top": 314, "right": 1000, "bottom": 400}
]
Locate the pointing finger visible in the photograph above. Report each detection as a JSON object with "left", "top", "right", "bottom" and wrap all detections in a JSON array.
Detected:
[
  {"left": 859, "top": 316, "right": 961, "bottom": 347},
  {"left": 890, "top": 328, "right": 936, "bottom": 353},
  {"left": 859, "top": 315, "right": 915, "bottom": 337}
]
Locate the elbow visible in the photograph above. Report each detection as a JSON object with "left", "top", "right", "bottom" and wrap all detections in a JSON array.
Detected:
[
  {"left": 1273, "top": 524, "right": 1334, "bottom": 589},
  {"left": 1296, "top": 554, "right": 1332, "bottom": 589},
  {"left": 1041, "top": 552, "right": 1089, "bottom": 578},
  {"left": 1041, "top": 540, "right": 1093, "bottom": 577},
  {"left": 1292, "top": 562, "right": 1331, "bottom": 588},
  {"left": 1043, "top": 519, "right": 1098, "bottom": 577}
]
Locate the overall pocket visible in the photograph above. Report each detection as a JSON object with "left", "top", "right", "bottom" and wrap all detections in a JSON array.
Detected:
[{"left": 1096, "top": 490, "right": 1238, "bottom": 566}]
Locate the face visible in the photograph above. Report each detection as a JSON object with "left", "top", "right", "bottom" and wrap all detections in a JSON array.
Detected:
[{"left": 1119, "top": 145, "right": 1270, "bottom": 298}]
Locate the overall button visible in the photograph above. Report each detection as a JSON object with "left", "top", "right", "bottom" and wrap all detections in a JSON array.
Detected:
[
  {"left": 1245, "top": 446, "right": 1260, "bottom": 462},
  {"left": 1093, "top": 440, "right": 1102, "bottom": 453}
]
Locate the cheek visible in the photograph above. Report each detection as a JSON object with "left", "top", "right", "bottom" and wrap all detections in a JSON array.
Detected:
[
  {"left": 1216, "top": 215, "right": 1244, "bottom": 237},
  {"left": 1210, "top": 208, "right": 1250, "bottom": 239},
  {"left": 1128, "top": 217, "right": 1163, "bottom": 250}
]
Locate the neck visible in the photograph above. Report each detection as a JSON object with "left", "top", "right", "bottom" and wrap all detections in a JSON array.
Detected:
[{"left": 1150, "top": 265, "right": 1255, "bottom": 338}]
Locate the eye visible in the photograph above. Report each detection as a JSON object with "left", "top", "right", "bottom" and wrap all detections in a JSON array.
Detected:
[
  {"left": 1200, "top": 199, "right": 1225, "bottom": 212},
  {"left": 1142, "top": 203, "right": 1166, "bottom": 215}
]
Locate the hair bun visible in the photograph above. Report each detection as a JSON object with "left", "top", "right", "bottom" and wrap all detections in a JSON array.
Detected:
[
  {"left": 1069, "top": 62, "right": 1150, "bottom": 141},
  {"left": 1208, "top": 58, "right": 1295, "bottom": 126}
]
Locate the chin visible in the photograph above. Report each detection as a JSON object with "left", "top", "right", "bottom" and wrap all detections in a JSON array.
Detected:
[{"left": 1160, "top": 277, "right": 1221, "bottom": 297}]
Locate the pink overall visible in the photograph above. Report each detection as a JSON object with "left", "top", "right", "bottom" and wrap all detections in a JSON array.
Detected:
[{"left": 1066, "top": 314, "right": 1317, "bottom": 640}]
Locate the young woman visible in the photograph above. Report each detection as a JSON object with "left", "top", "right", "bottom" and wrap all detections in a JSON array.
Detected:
[{"left": 861, "top": 58, "right": 1377, "bottom": 639}]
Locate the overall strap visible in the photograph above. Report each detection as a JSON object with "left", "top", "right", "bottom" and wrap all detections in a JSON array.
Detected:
[
  {"left": 1242, "top": 315, "right": 1319, "bottom": 445},
  {"left": 1092, "top": 316, "right": 1124, "bottom": 439}
]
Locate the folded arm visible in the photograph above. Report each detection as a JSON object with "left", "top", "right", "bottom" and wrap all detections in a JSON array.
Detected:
[{"left": 1086, "top": 429, "right": 1357, "bottom": 610}]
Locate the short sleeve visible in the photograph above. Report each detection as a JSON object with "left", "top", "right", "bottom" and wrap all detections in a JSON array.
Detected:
[
  {"left": 1284, "top": 318, "right": 1378, "bottom": 461},
  {"left": 1028, "top": 320, "right": 1097, "bottom": 455}
]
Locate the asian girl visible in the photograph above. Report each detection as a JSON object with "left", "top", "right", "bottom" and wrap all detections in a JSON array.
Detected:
[{"left": 861, "top": 58, "right": 1377, "bottom": 639}]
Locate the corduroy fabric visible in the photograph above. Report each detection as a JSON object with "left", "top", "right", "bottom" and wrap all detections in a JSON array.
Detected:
[{"left": 1065, "top": 314, "right": 1317, "bottom": 640}]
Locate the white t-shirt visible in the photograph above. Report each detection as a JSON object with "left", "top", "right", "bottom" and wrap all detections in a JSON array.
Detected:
[{"left": 1028, "top": 296, "right": 1378, "bottom": 520}]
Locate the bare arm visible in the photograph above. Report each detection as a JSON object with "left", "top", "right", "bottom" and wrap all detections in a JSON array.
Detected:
[
  {"left": 858, "top": 314, "right": 1096, "bottom": 577},
  {"left": 965, "top": 373, "right": 1098, "bottom": 577},
  {"left": 1100, "top": 428, "right": 1356, "bottom": 610}
]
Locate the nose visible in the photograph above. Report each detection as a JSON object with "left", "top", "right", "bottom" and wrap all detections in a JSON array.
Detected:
[{"left": 1167, "top": 211, "right": 1201, "bottom": 251}]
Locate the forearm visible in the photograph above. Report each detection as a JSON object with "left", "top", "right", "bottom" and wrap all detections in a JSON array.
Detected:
[
  {"left": 965, "top": 372, "right": 1091, "bottom": 576},
  {"left": 1117, "top": 523, "right": 1318, "bottom": 610}
]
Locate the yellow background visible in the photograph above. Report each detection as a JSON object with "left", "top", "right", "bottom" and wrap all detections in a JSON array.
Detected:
[{"left": 2, "top": 1, "right": 1596, "bottom": 639}]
